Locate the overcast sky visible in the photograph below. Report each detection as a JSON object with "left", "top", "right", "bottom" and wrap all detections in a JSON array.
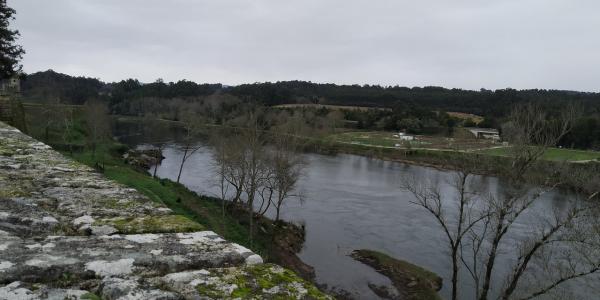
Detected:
[{"left": 9, "top": 0, "right": 600, "bottom": 91}]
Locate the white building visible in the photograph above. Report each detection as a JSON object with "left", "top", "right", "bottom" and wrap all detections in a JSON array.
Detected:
[
  {"left": 465, "top": 128, "right": 500, "bottom": 141},
  {"left": 397, "top": 132, "right": 415, "bottom": 141}
]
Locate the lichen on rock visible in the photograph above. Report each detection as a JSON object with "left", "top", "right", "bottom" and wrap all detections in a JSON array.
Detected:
[{"left": 156, "top": 264, "right": 332, "bottom": 299}]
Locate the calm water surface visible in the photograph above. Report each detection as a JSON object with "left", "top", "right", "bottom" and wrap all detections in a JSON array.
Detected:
[{"left": 114, "top": 121, "right": 594, "bottom": 299}]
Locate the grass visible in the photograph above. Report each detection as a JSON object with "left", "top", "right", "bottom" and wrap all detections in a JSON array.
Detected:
[
  {"left": 96, "top": 215, "right": 205, "bottom": 234},
  {"left": 273, "top": 103, "right": 391, "bottom": 111},
  {"left": 329, "top": 131, "right": 600, "bottom": 162},
  {"left": 476, "top": 147, "right": 600, "bottom": 162},
  {"left": 329, "top": 131, "right": 406, "bottom": 148},
  {"left": 66, "top": 143, "right": 271, "bottom": 257}
]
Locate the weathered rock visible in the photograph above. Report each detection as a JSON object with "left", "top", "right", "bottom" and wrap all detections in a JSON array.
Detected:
[
  {"left": 0, "top": 122, "right": 331, "bottom": 299},
  {"left": 154, "top": 264, "right": 329, "bottom": 299},
  {"left": 6, "top": 230, "right": 260, "bottom": 284},
  {"left": 0, "top": 281, "right": 92, "bottom": 300}
]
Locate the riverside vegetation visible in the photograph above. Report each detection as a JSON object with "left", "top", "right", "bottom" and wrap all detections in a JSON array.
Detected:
[
  {"left": 3, "top": 0, "right": 599, "bottom": 297},
  {"left": 0, "top": 121, "right": 332, "bottom": 299},
  {"left": 23, "top": 95, "right": 600, "bottom": 295},
  {"left": 22, "top": 100, "right": 320, "bottom": 283}
]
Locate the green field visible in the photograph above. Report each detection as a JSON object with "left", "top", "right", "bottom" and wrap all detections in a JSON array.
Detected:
[
  {"left": 329, "top": 131, "right": 600, "bottom": 162},
  {"left": 329, "top": 131, "right": 432, "bottom": 148},
  {"left": 330, "top": 131, "right": 399, "bottom": 147},
  {"left": 476, "top": 147, "right": 600, "bottom": 162}
]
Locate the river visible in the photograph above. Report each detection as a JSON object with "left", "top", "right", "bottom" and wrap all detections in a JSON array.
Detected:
[{"left": 114, "top": 120, "right": 596, "bottom": 300}]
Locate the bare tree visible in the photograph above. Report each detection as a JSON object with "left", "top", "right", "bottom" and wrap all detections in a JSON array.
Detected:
[
  {"left": 402, "top": 103, "right": 600, "bottom": 300},
  {"left": 175, "top": 104, "right": 205, "bottom": 183},
  {"left": 400, "top": 158, "right": 487, "bottom": 300},
  {"left": 473, "top": 103, "right": 582, "bottom": 300},
  {"left": 240, "top": 113, "right": 269, "bottom": 246},
  {"left": 268, "top": 122, "right": 307, "bottom": 222},
  {"left": 210, "top": 126, "right": 234, "bottom": 218},
  {"left": 502, "top": 103, "right": 579, "bottom": 179},
  {"left": 83, "top": 99, "right": 110, "bottom": 160},
  {"left": 209, "top": 124, "right": 247, "bottom": 206},
  {"left": 38, "top": 97, "right": 61, "bottom": 142}
]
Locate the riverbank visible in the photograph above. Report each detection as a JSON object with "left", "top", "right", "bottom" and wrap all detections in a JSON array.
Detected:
[
  {"left": 65, "top": 143, "right": 318, "bottom": 283},
  {"left": 113, "top": 115, "right": 599, "bottom": 192},
  {"left": 306, "top": 138, "right": 600, "bottom": 192},
  {"left": 27, "top": 109, "right": 600, "bottom": 187}
]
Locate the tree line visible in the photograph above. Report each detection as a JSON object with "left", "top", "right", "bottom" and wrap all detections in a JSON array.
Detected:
[{"left": 20, "top": 70, "right": 600, "bottom": 149}]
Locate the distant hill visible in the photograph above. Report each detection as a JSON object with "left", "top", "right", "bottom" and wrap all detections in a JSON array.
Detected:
[
  {"left": 21, "top": 70, "right": 222, "bottom": 105},
  {"left": 21, "top": 70, "right": 104, "bottom": 105},
  {"left": 230, "top": 81, "right": 600, "bottom": 117},
  {"left": 21, "top": 70, "right": 600, "bottom": 118}
]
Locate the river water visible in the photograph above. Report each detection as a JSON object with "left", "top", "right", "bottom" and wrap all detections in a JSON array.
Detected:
[{"left": 114, "top": 120, "right": 596, "bottom": 300}]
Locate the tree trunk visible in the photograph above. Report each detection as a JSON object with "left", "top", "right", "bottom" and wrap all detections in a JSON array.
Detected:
[
  {"left": 249, "top": 200, "right": 254, "bottom": 248},
  {"left": 177, "top": 147, "right": 188, "bottom": 183},
  {"left": 451, "top": 248, "right": 459, "bottom": 300},
  {"left": 153, "top": 148, "right": 160, "bottom": 178},
  {"left": 479, "top": 225, "right": 504, "bottom": 300}
]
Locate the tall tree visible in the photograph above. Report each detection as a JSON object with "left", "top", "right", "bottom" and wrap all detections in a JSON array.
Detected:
[
  {"left": 175, "top": 102, "right": 206, "bottom": 183},
  {"left": 0, "top": 0, "right": 24, "bottom": 79}
]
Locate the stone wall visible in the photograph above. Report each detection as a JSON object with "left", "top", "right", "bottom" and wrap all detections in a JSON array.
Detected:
[{"left": 0, "top": 122, "right": 330, "bottom": 299}]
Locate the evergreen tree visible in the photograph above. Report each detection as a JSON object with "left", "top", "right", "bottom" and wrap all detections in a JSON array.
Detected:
[{"left": 0, "top": 0, "right": 24, "bottom": 79}]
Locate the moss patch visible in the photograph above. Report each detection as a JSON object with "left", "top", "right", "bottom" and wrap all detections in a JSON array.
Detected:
[
  {"left": 193, "top": 264, "right": 332, "bottom": 299},
  {"left": 350, "top": 249, "right": 442, "bottom": 300},
  {"left": 0, "top": 183, "right": 33, "bottom": 198},
  {"left": 95, "top": 215, "right": 204, "bottom": 234},
  {"left": 248, "top": 264, "right": 298, "bottom": 290}
]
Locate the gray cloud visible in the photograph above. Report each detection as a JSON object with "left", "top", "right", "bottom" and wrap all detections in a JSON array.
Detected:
[{"left": 9, "top": 0, "right": 600, "bottom": 91}]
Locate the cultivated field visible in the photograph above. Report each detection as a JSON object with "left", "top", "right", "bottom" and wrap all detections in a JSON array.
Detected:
[
  {"left": 328, "top": 131, "right": 498, "bottom": 151},
  {"left": 446, "top": 111, "right": 484, "bottom": 123},
  {"left": 274, "top": 103, "right": 391, "bottom": 111},
  {"left": 328, "top": 131, "right": 600, "bottom": 162}
]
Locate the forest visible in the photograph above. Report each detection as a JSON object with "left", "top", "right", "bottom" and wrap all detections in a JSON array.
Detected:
[{"left": 20, "top": 70, "right": 600, "bottom": 150}]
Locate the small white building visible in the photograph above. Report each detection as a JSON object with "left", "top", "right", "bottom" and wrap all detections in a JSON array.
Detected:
[
  {"left": 397, "top": 132, "right": 415, "bottom": 141},
  {"left": 465, "top": 128, "right": 500, "bottom": 141}
]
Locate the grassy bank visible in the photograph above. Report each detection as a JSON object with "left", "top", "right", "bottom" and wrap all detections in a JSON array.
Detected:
[
  {"left": 22, "top": 109, "right": 315, "bottom": 280},
  {"left": 64, "top": 144, "right": 312, "bottom": 270},
  {"left": 306, "top": 138, "right": 600, "bottom": 192},
  {"left": 69, "top": 145, "right": 264, "bottom": 251}
]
